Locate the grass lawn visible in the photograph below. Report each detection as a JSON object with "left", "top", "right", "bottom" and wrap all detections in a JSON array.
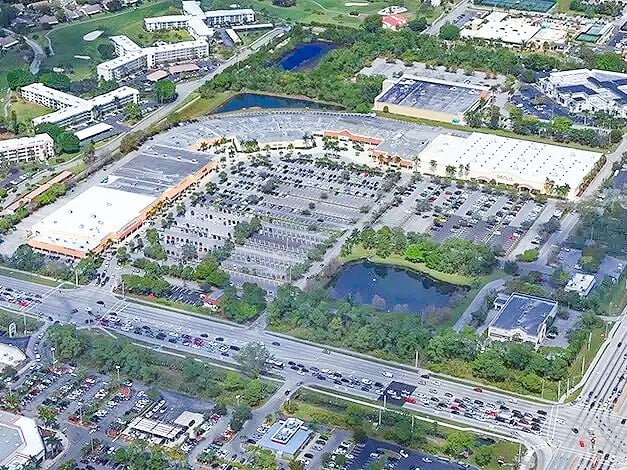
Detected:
[
  {"left": 204, "top": 0, "right": 441, "bottom": 26},
  {"left": 172, "top": 90, "right": 236, "bottom": 120},
  {"left": 37, "top": 0, "right": 178, "bottom": 80},
  {"left": 7, "top": 97, "right": 51, "bottom": 124},
  {"left": 567, "top": 326, "right": 606, "bottom": 386},
  {"left": 604, "top": 276, "right": 627, "bottom": 315},
  {"left": 0, "top": 265, "right": 63, "bottom": 288},
  {"left": 0, "top": 46, "right": 35, "bottom": 99}
]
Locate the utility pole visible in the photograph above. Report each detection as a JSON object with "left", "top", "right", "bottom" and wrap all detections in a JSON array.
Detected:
[
  {"left": 541, "top": 379, "right": 545, "bottom": 398},
  {"left": 557, "top": 380, "right": 561, "bottom": 400},
  {"left": 75, "top": 269, "right": 79, "bottom": 287},
  {"left": 415, "top": 350, "right": 419, "bottom": 369},
  {"left": 115, "top": 365, "right": 120, "bottom": 382}
]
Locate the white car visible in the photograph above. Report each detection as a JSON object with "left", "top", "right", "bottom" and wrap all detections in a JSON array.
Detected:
[{"left": 382, "top": 371, "right": 393, "bottom": 378}]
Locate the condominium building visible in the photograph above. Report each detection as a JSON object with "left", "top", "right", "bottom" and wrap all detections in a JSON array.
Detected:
[
  {"left": 110, "top": 35, "right": 142, "bottom": 55},
  {"left": 97, "top": 50, "right": 148, "bottom": 82},
  {"left": 22, "top": 83, "right": 140, "bottom": 127},
  {"left": 144, "top": 15, "right": 190, "bottom": 31},
  {"left": 204, "top": 8, "right": 254, "bottom": 25},
  {"left": 147, "top": 39, "right": 209, "bottom": 67},
  {"left": 20, "top": 82, "right": 85, "bottom": 110},
  {"left": 0, "top": 134, "right": 55, "bottom": 162},
  {"left": 96, "top": 37, "right": 209, "bottom": 81}
]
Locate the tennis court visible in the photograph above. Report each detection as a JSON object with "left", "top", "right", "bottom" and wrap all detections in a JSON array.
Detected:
[{"left": 474, "top": 0, "right": 556, "bottom": 12}]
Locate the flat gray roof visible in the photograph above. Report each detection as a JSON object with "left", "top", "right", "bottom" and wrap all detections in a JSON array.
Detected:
[
  {"left": 492, "top": 293, "right": 557, "bottom": 336},
  {"left": 376, "top": 77, "right": 485, "bottom": 115},
  {"left": 0, "top": 424, "right": 23, "bottom": 464},
  {"left": 257, "top": 422, "right": 310, "bottom": 456},
  {"left": 105, "top": 144, "right": 215, "bottom": 196}
]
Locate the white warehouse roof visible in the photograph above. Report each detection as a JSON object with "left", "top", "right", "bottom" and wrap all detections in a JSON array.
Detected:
[
  {"left": 30, "top": 185, "right": 156, "bottom": 253},
  {"left": 418, "top": 132, "right": 601, "bottom": 198}
]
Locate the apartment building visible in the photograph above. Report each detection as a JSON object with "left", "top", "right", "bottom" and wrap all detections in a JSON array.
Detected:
[
  {"left": 144, "top": 15, "right": 190, "bottom": 31},
  {"left": 0, "top": 134, "right": 55, "bottom": 162},
  {"left": 110, "top": 35, "right": 142, "bottom": 55},
  {"left": 97, "top": 50, "right": 148, "bottom": 81},
  {"left": 21, "top": 83, "right": 139, "bottom": 127},
  {"left": 20, "top": 82, "right": 85, "bottom": 110},
  {"left": 96, "top": 37, "right": 208, "bottom": 81},
  {"left": 204, "top": 8, "right": 254, "bottom": 25}
]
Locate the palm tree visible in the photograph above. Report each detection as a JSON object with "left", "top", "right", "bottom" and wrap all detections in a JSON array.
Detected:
[
  {"left": 199, "top": 141, "right": 208, "bottom": 152},
  {"left": 543, "top": 178, "right": 555, "bottom": 195},
  {"left": 429, "top": 159, "right": 438, "bottom": 172},
  {"left": 555, "top": 184, "right": 570, "bottom": 198},
  {"left": 2, "top": 392, "right": 21, "bottom": 412},
  {"left": 445, "top": 165, "right": 456, "bottom": 177},
  {"left": 45, "top": 435, "right": 63, "bottom": 456}
]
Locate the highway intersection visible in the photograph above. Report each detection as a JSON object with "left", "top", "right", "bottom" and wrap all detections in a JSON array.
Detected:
[{"left": 1, "top": 273, "right": 626, "bottom": 470}]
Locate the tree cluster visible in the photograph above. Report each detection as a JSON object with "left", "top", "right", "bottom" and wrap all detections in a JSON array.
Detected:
[{"left": 344, "top": 226, "right": 497, "bottom": 277}]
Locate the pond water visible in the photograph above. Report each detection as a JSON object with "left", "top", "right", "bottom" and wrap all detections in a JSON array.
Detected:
[
  {"left": 210, "top": 93, "right": 339, "bottom": 114},
  {"left": 277, "top": 41, "right": 337, "bottom": 71},
  {"left": 330, "top": 261, "right": 464, "bottom": 314}
]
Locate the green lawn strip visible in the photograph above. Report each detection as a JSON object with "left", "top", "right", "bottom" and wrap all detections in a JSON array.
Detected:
[
  {"left": 377, "top": 111, "right": 610, "bottom": 153},
  {"left": 172, "top": 91, "right": 236, "bottom": 120},
  {"left": 566, "top": 326, "right": 606, "bottom": 388},
  {"left": 0, "top": 307, "right": 43, "bottom": 334},
  {"left": 122, "top": 293, "right": 248, "bottom": 327},
  {"left": 0, "top": 265, "right": 64, "bottom": 287},
  {"left": 292, "top": 387, "right": 523, "bottom": 468},
  {"left": 603, "top": 277, "right": 627, "bottom": 315}
]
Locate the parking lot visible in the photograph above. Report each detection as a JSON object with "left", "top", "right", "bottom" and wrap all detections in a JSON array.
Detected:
[
  {"left": 12, "top": 358, "right": 220, "bottom": 468},
  {"left": 163, "top": 155, "right": 387, "bottom": 291},
  {"left": 377, "top": 177, "right": 544, "bottom": 254},
  {"left": 510, "top": 86, "right": 586, "bottom": 125},
  {"left": 347, "top": 438, "right": 463, "bottom": 470}
]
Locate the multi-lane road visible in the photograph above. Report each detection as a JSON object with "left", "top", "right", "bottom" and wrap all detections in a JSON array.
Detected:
[{"left": 1, "top": 273, "right": 625, "bottom": 470}]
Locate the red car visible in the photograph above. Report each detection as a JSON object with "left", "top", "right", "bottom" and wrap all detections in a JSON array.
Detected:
[
  {"left": 579, "top": 441, "right": 585, "bottom": 448},
  {"left": 404, "top": 397, "right": 416, "bottom": 404},
  {"left": 473, "top": 387, "right": 483, "bottom": 392}
]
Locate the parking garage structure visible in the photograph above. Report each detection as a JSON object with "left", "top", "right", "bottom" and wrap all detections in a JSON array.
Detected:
[
  {"left": 373, "top": 75, "right": 491, "bottom": 124},
  {"left": 27, "top": 141, "right": 218, "bottom": 259}
]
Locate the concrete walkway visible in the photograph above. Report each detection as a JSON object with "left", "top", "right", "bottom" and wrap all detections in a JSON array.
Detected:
[{"left": 453, "top": 276, "right": 508, "bottom": 331}]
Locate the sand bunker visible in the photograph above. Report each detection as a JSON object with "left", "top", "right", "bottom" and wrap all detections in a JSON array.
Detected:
[{"left": 83, "top": 30, "right": 103, "bottom": 41}]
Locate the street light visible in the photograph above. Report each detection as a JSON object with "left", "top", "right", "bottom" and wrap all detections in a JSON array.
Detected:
[{"left": 50, "top": 347, "right": 56, "bottom": 366}]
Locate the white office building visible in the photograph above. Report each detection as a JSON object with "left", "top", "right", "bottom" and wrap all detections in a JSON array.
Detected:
[
  {"left": 488, "top": 293, "right": 558, "bottom": 349},
  {"left": 0, "top": 134, "right": 54, "bottom": 162},
  {"left": 22, "top": 83, "right": 139, "bottom": 127},
  {"left": 540, "top": 69, "right": 627, "bottom": 118}
]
